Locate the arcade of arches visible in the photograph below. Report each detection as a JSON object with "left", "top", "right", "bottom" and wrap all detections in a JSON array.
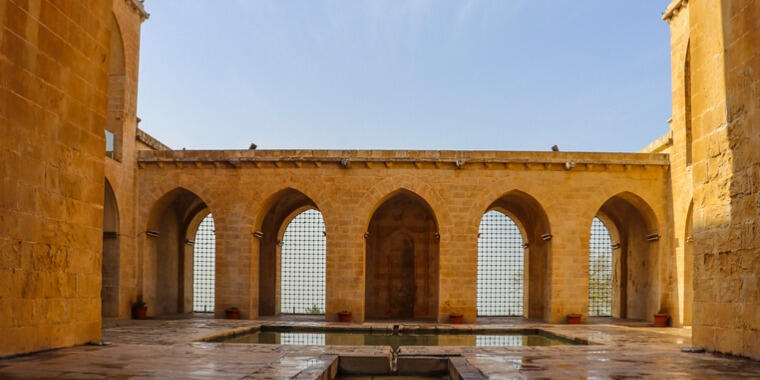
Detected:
[
  {"left": 2, "top": 0, "right": 759, "bottom": 363},
  {"left": 129, "top": 154, "right": 675, "bottom": 327}
]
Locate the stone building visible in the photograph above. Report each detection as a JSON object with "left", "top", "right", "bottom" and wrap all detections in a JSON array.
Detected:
[{"left": 0, "top": 0, "right": 758, "bottom": 362}]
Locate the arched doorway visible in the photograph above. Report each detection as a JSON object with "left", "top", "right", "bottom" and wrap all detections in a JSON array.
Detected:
[
  {"left": 593, "top": 192, "right": 660, "bottom": 320},
  {"left": 102, "top": 180, "right": 120, "bottom": 317},
  {"left": 480, "top": 190, "right": 550, "bottom": 320},
  {"left": 365, "top": 190, "right": 439, "bottom": 320},
  {"left": 257, "top": 189, "right": 325, "bottom": 316},
  {"left": 477, "top": 210, "right": 526, "bottom": 317},
  {"left": 145, "top": 188, "right": 212, "bottom": 316},
  {"left": 588, "top": 217, "right": 614, "bottom": 317},
  {"left": 192, "top": 213, "right": 215, "bottom": 313},
  {"left": 280, "top": 209, "right": 326, "bottom": 314}
]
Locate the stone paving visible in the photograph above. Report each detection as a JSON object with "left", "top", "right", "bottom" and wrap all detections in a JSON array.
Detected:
[{"left": 0, "top": 316, "right": 758, "bottom": 379}]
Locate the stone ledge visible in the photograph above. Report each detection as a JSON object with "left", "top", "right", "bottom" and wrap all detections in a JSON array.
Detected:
[
  {"left": 136, "top": 128, "right": 170, "bottom": 151},
  {"left": 641, "top": 131, "right": 673, "bottom": 153},
  {"left": 137, "top": 149, "right": 670, "bottom": 169}
]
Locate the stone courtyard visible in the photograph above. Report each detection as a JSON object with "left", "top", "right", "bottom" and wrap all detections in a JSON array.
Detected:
[
  {"left": 2, "top": 316, "right": 760, "bottom": 378},
  {"left": 1, "top": 0, "right": 759, "bottom": 378}
]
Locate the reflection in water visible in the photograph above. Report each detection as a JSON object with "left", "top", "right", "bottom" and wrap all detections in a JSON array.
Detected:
[{"left": 219, "top": 329, "right": 570, "bottom": 350}]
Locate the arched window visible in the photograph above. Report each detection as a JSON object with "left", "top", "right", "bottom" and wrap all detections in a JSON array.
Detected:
[
  {"left": 281, "top": 209, "right": 326, "bottom": 314},
  {"left": 588, "top": 217, "right": 613, "bottom": 317},
  {"left": 193, "top": 213, "right": 215, "bottom": 312},
  {"left": 477, "top": 210, "right": 524, "bottom": 316}
]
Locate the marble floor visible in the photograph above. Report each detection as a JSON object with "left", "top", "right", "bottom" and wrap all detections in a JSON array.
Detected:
[{"left": 0, "top": 316, "right": 759, "bottom": 379}]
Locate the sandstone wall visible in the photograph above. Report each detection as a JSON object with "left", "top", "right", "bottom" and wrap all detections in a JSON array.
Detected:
[
  {"left": 135, "top": 150, "right": 672, "bottom": 324},
  {"left": 0, "top": 0, "right": 112, "bottom": 356},
  {"left": 687, "top": 0, "right": 759, "bottom": 360},
  {"left": 102, "top": 0, "right": 147, "bottom": 320},
  {"left": 658, "top": 0, "right": 695, "bottom": 327},
  {"left": 664, "top": 0, "right": 760, "bottom": 359}
]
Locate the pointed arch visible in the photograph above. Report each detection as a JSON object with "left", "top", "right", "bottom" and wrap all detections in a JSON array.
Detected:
[
  {"left": 255, "top": 187, "right": 325, "bottom": 316},
  {"left": 480, "top": 189, "right": 551, "bottom": 320},
  {"left": 363, "top": 188, "right": 440, "bottom": 232},
  {"left": 365, "top": 189, "right": 439, "bottom": 320},
  {"left": 592, "top": 191, "right": 661, "bottom": 321},
  {"left": 144, "top": 187, "right": 213, "bottom": 316}
]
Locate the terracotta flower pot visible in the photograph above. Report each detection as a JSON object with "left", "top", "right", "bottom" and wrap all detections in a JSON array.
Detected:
[
  {"left": 567, "top": 313, "right": 582, "bottom": 324},
  {"left": 449, "top": 313, "right": 464, "bottom": 324},
  {"left": 654, "top": 313, "right": 669, "bottom": 327},
  {"left": 338, "top": 311, "right": 352, "bottom": 323},
  {"left": 226, "top": 309, "right": 240, "bottom": 319},
  {"left": 132, "top": 305, "right": 147, "bottom": 320}
]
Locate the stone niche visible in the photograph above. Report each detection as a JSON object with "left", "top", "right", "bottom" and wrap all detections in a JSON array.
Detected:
[{"left": 365, "top": 190, "right": 439, "bottom": 320}]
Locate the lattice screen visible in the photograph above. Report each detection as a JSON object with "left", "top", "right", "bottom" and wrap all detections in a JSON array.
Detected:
[
  {"left": 193, "top": 213, "right": 215, "bottom": 312},
  {"left": 280, "top": 333, "right": 326, "bottom": 345},
  {"left": 589, "top": 217, "right": 613, "bottom": 317},
  {"left": 476, "top": 335, "right": 524, "bottom": 347},
  {"left": 280, "top": 209, "right": 326, "bottom": 314},
  {"left": 477, "top": 210, "right": 524, "bottom": 316}
]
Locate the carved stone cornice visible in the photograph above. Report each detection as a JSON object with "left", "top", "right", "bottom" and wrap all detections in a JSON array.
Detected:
[
  {"left": 662, "top": 0, "right": 688, "bottom": 22},
  {"left": 136, "top": 128, "right": 169, "bottom": 151},
  {"left": 136, "top": 149, "right": 670, "bottom": 171}
]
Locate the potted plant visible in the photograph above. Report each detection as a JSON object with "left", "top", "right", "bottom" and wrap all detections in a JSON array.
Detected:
[
  {"left": 338, "top": 310, "right": 352, "bottom": 322},
  {"left": 449, "top": 313, "right": 464, "bottom": 324},
  {"left": 131, "top": 300, "right": 147, "bottom": 320},
  {"left": 567, "top": 313, "right": 582, "bottom": 324},
  {"left": 225, "top": 306, "right": 240, "bottom": 320},
  {"left": 654, "top": 309, "right": 669, "bottom": 327}
]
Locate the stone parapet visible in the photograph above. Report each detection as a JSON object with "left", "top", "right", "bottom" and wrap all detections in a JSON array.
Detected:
[{"left": 137, "top": 150, "right": 669, "bottom": 170}]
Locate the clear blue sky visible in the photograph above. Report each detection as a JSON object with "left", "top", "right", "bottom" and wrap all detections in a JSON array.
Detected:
[{"left": 137, "top": 1, "right": 673, "bottom": 152}]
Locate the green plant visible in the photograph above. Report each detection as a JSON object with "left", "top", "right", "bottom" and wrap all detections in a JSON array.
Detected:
[
  {"left": 305, "top": 304, "right": 323, "bottom": 314},
  {"left": 132, "top": 300, "right": 146, "bottom": 308},
  {"left": 226, "top": 306, "right": 239, "bottom": 312}
]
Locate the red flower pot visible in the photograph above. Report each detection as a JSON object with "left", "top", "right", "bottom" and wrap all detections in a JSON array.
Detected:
[
  {"left": 132, "top": 305, "right": 147, "bottom": 320},
  {"left": 654, "top": 313, "right": 669, "bottom": 327},
  {"left": 226, "top": 309, "right": 240, "bottom": 319},
  {"left": 567, "top": 313, "right": 582, "bottom": 324},
  {"left": 338, "top": 311, "right": 352, "bottom": 323},
  {"left": 449, "top": 313, "right": 464, "bottom": 324}
]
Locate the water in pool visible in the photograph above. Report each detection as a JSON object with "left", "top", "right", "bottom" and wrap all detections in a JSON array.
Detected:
[{"left": 215, "top": 328, "right": 572, "bottom": 350}]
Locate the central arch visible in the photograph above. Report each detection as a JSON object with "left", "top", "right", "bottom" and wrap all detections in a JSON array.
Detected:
[{"left": 365, "top": 189, "right": 439, "bottom": 320}]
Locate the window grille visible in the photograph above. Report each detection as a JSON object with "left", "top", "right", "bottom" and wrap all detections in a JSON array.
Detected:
[
  {"left": 589, "top": 217, "right": 613, "bottom": 317},
  {"left": 477, "top": 210, "right": 524, "bottom": 316},
  {"left": 193, "top": 213, "right": 215, "bottom": 312},
  {"left": 280, "top": 209, "right": 326, "bottom": 314},
  {"left": 280, "top": 332, "right": 326, "bottom": 345},
  {"left": 476, "top": 335, "right": 523, "bottom": 347}
]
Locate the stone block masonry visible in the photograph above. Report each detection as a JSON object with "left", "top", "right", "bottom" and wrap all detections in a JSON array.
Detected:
[{"left": 0, "top": 0, "right": 113, "bottom": 356}]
